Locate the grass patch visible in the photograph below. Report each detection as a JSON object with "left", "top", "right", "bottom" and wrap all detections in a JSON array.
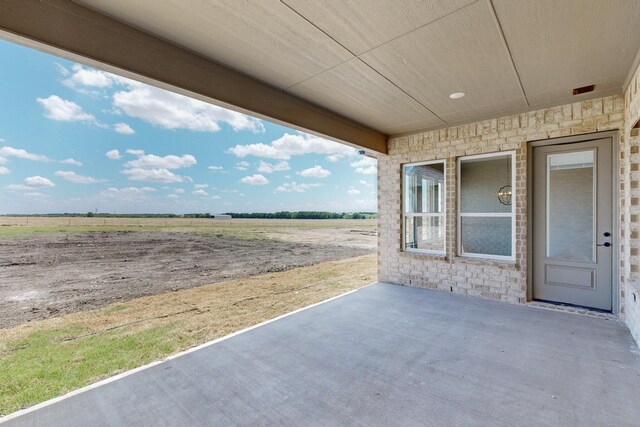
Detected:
[
  {"left": 0, "top": 323, "right": 179, "bottom": 414},
  {"left": 0, "top": 217, "right": 376, "bottom": 240},
  {"left": 0, "top": 254, "right": 377, "bottom": 416}
]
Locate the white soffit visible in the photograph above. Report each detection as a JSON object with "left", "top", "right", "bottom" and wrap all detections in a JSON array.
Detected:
[
  {"left": 288, "top": 58, "right": 444, "bottom": 134},
  {"left": 76, "top": 0, "right": 640, "bottom": 136},
  {"left": 281, "top": 0, "right": 475, "bottom": 56},
  {"left": 492, "top": 0, "right": 640, "bottom": 107},
  {"left": 360, "top": 0, "right": 527, "bottom": 124},
  {"left": 74, "top": 0, "right": 354, "bottom": 89}
]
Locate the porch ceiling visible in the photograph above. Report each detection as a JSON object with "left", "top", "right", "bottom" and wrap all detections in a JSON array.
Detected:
[
  {"left": 1, "top": 1, "right": 640, "bottom": 151},
  {"left": 76, "top": 0, "right": 640, "bottom": 136}
]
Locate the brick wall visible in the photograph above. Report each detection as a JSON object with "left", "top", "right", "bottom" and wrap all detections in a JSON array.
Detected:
[
  {"left": 378, "top": 95, "right": 625, "bottom": 308},
  {"left": 623, "top": 62, "right": 640, "bottom": 345}
]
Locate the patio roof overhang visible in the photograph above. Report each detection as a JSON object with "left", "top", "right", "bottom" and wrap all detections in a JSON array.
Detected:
[
  {"left": 0, "top": 0, "right": 387, "bottom": 153},
  {"left": 1, "top": 0, "right": 640, "bottom": 153}
]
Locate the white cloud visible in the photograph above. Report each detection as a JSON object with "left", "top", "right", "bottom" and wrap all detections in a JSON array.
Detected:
[
  {"left": 239, "top": 174, "right": 269, "bottom": 185},
  {"left": 211, "top": 195, "right": 222, "bottom": 200},
  {"left": 208, "top": 165, "right": 224, "bottom": 171},
  {"left": 298, "top": 165, "right": 331, "bottom": 178},
  {"left": 355, "top": 165, "right": 376, "bottom": 175},
  {"left": 326, "top": 154, "right": 342, "bottom": 162},
  {"left": 193, "top": 189, "right": 208, "bottom": 196},
  {"left": 24, "top": 176, "right": 55, "bottom": 187},
  {"left": 257, "top": 160, "right": 290, "bottom": 173},
  {"left": 359, "top": 179, "right": 373, "bottom": 187},
  {"left": 6, "top": 184, "right": 31, "bottom": 191},
  {"left": 55, "top": 63, "right": 70, "bottom": 77},
  {"left": 0, "top": 146, "right": 49, "bottom": 162},
  {"left": 167, "top": 194, "right": 179, "bottom": 199},
  {"left": 348, "top": 187, "right": 361, "bottom": 195},
  {"left": 174, "top": 188, "right": 185, "bottom": 194},
  {"left": 194, "top": 184, "right": 208, "bottom": 189},
  {"left": 100, "top": 186, "right": 157, "bottom": 201},
  {"left": 57, "top": 62, "right": 264, "bottom": 133},
  {"left": 350, "top": 157, "right": 377, "bottom": 175},
  {"left": 122, "top": 168, "right": 183, "bottom": 183},
  {"left": 23, "top": 192, "right": 47, "bottom": 198},
  {"left": 0, "top": 166, "right": 9, "bottom": 175},
  {"left": 212, "top": 188, "right": 239, "bottom": 194},
  {"left": 104, "top": 186, "right": 156, "bottom": 194},
  {"left": 112, "top": 81, "right": 264, "bottom": 133},
  {"left": 125, "top": 152, "right": 196, "bottom": 169},
  {"left": 227, "top": 132, "right": 356, "bottom": 160},
  {"left": 235, "top": 161, "right": 250, "bottom": 171},
  {"left": 61, "top": 158, "right": 82, "bottom": 166},
  {"left": 63, "top": 64, "right": 114, "bottom": 89},
  {"left": 55, "top": 170, "right": 105, "bottom": 184},
  {"left": 275, "top": 182, "right": 322, "bottom": 193},
  {"left": 106, "top": 149, "right": 122, "bottom": 160},
  {"left": 36, "top": 95, "right": 95, "bottom": 122},
  {"left": 120, "top": 150, "right": 193, "bottom": 184},
  {"left": 113, "top": 122, "right": 135, "bottom": 135}
]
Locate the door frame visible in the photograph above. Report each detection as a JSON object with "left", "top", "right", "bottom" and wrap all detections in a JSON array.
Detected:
[{"left": 527, "top": 130, "right": 620, "bottom": 314}]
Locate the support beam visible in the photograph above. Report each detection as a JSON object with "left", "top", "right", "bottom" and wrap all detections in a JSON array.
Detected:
[{"left": 0, "top": 0, "right": 387, "bottom": 153}]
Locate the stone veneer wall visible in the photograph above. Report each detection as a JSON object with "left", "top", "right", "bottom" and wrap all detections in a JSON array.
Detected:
[
  {"left": 623, "top": 61, "right": 640, "bottom": 345},
  {"left": 378, "top": 95, "right": 626, "bottom": 309}
]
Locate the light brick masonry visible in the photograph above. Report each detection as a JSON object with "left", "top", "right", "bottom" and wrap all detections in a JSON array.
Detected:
[
  {"left": 623, "top": 61, "right": 640, "bottom": 344},
  {"left": 379, "top": 62, "right": 640, "bottom": 348}
]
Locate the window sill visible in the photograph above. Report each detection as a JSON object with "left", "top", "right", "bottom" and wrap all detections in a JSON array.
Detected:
[{"left": 401, "top": 250, "right": 447, "bottom": 261}]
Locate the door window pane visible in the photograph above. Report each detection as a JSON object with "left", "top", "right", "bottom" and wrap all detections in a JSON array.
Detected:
[
  {"left": 546, "top": 151, "right": 595, "bottom": 261},
  {"left": 405, "top": 216, "right": 445, "bottom": 251},
  {"left": 460, "top": 217, "right": 512, "bottom": 257}
]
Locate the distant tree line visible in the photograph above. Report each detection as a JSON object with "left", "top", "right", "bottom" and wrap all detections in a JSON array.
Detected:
[
  {"left": 2, "top": 211, "right": 377, "bottom": 219},
  {"left": 222, "top": 211, "right": 377, "bottom": 219},
  {"left": 1, "top": 213, "right": 180, "bottom": 218}
]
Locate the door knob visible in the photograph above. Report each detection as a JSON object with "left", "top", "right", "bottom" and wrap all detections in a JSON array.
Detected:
[
  {"left": 603, "top": 232, "right": 611, "bottom": 237},
  {"left": 597, "top": 242, "right": 611, "bottom": 247}
]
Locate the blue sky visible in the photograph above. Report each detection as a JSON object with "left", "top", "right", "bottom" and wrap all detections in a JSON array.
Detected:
[{"left": 0, "top": 40, "right": 376, "bottom": 214}]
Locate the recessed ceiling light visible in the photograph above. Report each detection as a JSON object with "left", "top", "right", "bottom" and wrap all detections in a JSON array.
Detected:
[{"left": 449, "top": 92, "right": 465, "bottom": 99}]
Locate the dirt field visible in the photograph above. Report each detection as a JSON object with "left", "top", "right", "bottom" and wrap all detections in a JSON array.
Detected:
[
  {"left": 0, "top": 254, "right": 377, "bottom": 415},
  {"left": 0, "top": 218, "right": 376, "bottom": 329}
]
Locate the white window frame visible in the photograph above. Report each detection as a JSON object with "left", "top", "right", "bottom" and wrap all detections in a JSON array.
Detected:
[
  {"left": 402, "top": 160, "right": 446, "bottom": 255},
  {"left": 457, "top": 151, "right": 516, "bottom": 261}
]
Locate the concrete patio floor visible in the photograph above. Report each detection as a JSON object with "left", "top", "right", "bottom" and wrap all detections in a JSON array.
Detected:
[{"left": 3, "top": 283, "right": 640, "bottom": 426}]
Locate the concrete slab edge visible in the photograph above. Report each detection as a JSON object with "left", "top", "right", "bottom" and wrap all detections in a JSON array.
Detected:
[{"left": 0, "top": 283, "right": 374, "bottom": 423}]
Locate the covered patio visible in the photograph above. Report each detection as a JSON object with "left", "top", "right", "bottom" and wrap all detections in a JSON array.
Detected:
[
  {"left": 2, "top": 0, "right": 640, "bottom": 423},
  {"left": 3, "top": 283, "right": 639, "bottom": 426}
]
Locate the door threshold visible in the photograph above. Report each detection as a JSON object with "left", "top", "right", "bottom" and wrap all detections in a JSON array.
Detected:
[{"left": 529, "top": 299, "right": 618, "bottom": 320}]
